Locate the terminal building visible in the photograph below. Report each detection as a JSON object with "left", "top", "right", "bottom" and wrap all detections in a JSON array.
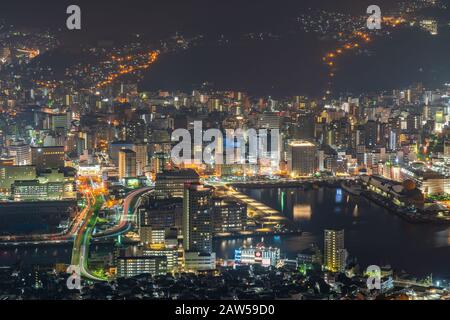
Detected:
[
  {"left": 360, "top": 175, "right": 425, "bottom": 207},
  {"left": 0, "top": 165, "right": 36, "bottom": 195},
  {"left": 234, "top": 243, "right": 281, "bottom": 267},
  {"left": 11, "top": 180, "right": 65, "bottom": 201},
  {"left": 400, "top": 166, "right": 449, "bottom": 196}
]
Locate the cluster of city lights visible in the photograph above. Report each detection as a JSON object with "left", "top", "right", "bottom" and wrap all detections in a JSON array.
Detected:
[{"left": 95, "top": 51, "right": 159, "bottom": 89}]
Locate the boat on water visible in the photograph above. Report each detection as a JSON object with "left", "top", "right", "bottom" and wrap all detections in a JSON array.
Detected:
[{"left": 340, "top": 181, "right": 363, "bottom": 196}]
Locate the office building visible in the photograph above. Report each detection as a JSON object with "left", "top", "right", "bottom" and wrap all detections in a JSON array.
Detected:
[
  {"left": 365, "top": 120, "right": 380, "bottom": 148},
  {"left": 155, "top": 169, "right": 200, "bottom": 198},
  {"left": 109, "top": 141, "right": 135, "bottom": 166},
  {"left": 0, "top": 165, "right": 36, "bottom": 194},
  {"left": 117, "top": 256, "right": 167, "bottom": 278},
  {"left": 257, "top": 112, "right": 280, "bottom": 130},
  {"left": 138, "top": 198, "right": 183, "bottom": 236},
  {"left": 11, "top": 180, "right": 65, "bottom": 201},
  {"left": 7, "top": 141, "right": 31, "bottom": 166},
  {"left": 143, "top": 247, "right": 179, "bottom": 272},
  {"left": 31, "top": 146, "right": 65, "bottom": 170},
  {"left": 288, "top": 140, "right": 317, "bottom": 176},
  {"left": 184, "top": 251, "right": 216, "bottom": 271},
  {"left": 49, "top": 113, "right": 70, "bottom": 131}
]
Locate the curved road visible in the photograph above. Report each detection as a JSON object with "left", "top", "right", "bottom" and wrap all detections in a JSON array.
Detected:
[
  {"left": 71, "top": 191, "right": 106, "bottom": 281},
  {"left": 93, "top": 187, "right": 152, "bottom": 239},
  {"left": 76, "top": 187, "right": 152, "bottom": 281},
  {"left": 0, "top": 189, "right": 93, "bottom": 244}
]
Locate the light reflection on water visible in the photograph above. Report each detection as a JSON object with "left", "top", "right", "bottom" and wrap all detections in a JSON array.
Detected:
[
  {"left": 335, "top": 188, "right": 343, "bottom": 203},
  {"left": 214, "top": 187, "right": 450, "bottom": 278},
  {"left": 353, "top": 204, "right": 359, "bottom": 218},
  {"left": 434, "top": 229, "right": 450, "bottom": 247},
  {"left": 1, "top": 187, "right": 449, "bottom": 279},
  {"left": 293, "top": 204, "right": 312, "bottom": 221}
]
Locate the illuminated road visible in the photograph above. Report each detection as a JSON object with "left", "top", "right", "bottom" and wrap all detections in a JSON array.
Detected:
[
  {"left": 73, "top": 187, "right": 152, "bottom": 281},
  {"left": 93, "top": 187, "right": 152, "bottom": 239},
  {"left": 95, "top": 51, "right": 159, "bottom": 89},
  {"left": 322, "top": 31, "right": 372, "bottom": 97},
  {"left": 0, "top": 176, "right": 108, "bottom": 245},
  {"left": 17, "top": 48, "right": 40, "bottom": 59},
  {"left": 70, "top": 191, "right": 93, "bottom": 267},
  {"left": 0, "top": 193, "right": 91, "bottom": 244},
  {"left": 321, "top": 16, "right": 406, "bottom": 97},
  {"left": 71, "top": 191, "right": 107, "bottom": 282}
]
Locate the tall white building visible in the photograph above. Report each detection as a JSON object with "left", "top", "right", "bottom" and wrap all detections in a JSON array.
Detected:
[
  {"left": 133, "top": 143, "right": 148, "bottom": 176},
  {"left": 8, "top": 141, "right": 31, "bottom": 166}
]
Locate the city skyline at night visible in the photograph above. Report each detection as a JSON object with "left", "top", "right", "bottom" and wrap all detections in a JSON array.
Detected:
[{"left": 0, "top": 0, "right": 449, "bottom": 304}]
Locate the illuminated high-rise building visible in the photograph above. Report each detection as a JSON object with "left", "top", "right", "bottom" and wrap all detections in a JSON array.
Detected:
[
  {"left": 212, "top": 198, "right": 247, "bottom": 234},
  {"left": 8, "top": 141, "right": 31, "bottom": 166},
  {"left": 182, "top": 183, "right": 214, "bottom": 253},
  {"left": 406, "top": 113, "right": 422, "bottom": 133},
  {"left": 288, "top": 140, "right": 316, "bottom": 176},
  {"left": 444, "top": 141, "right": 450, "bottom": 158},
  {"left": 109, "top": 141, "right": 134, "bottom": 166},
  {"left": 324, "top": 229, "right": 347, "bottom": 273},
  {"left": 133, "top": 143, "right": 148, "bottom": 176},
  {"left": 365, "top": 120, "right": 380, "bottom": 148},
  {"left": 257, "top": 112, "right": 280, "bottom": 130},
  {"left": 155, "top": 169, "right": 200, "bottom": 199},
  {"left": 118, "top": 149, "right": 136, "bottom": 179}
]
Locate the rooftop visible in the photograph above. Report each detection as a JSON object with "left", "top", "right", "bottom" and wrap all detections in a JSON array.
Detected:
[{"left": 289, "top": 140, "right": 315, "bottom": 147}]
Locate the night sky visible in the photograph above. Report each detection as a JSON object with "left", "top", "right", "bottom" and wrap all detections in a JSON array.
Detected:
[
  {"left": 2, "top": 0, "right": 450, "bottom": 96},
  {"left": 1, "top": 0, "right": 400, "bottom": 41}
]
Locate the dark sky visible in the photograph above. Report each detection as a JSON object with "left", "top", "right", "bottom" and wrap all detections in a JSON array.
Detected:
[
  {"left": 3, "top": 0, "right": 450, "bottom": 96},
  {"left": 1, "top": 0, "right": 400, "bottom": 42}
]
